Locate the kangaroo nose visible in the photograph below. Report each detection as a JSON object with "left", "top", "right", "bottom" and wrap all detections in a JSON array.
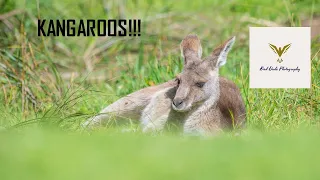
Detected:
[{"left": 173, "top": 98, "right": 183, "bottom": 107}]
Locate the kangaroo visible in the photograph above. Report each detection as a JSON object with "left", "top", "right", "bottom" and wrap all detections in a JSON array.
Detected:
[
  {"left": 83, "top": 34, "right": 246, "bottom": 135},
  {"left": 141, "top": 35, "right": 246, "bottom": 135}
]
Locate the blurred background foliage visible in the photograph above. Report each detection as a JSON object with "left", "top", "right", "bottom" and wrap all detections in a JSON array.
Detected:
[{"left": 0, "top": 0, "right": 319, "bottom": 130}]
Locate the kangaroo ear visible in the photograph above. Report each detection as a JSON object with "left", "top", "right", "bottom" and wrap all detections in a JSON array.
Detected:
[
  {"left": 211, "top": 36, "right": 235, "bottom": 67},
  {"left": 180, "top": 34, "right": 202, "bottom": 64}
]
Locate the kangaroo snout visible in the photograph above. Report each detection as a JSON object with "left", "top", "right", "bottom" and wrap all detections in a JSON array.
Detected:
[
  {"left": 173, "top": 98, "right": 183, "bottom": 107},
  {"left": 172, "top": 97, "right": 189, "bottom": 112}
]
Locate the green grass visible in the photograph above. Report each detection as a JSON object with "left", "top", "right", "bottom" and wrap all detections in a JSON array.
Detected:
[
  {"left": 2, "top": 129, "right": 320, "bottom": 180},
  {"left": 0, "top": 0, "right": 320, "bottom": 179},
  {"left": 0, "top": 0, "right": 319, "bottom": 130}
]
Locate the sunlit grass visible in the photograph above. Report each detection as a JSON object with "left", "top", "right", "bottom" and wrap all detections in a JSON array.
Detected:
[{"left": 0, "top": 0, "right": 319, "bottom": 130}]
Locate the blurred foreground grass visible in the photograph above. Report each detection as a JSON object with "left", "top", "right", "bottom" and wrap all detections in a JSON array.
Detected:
[{"left": 1, "top": 129, "right": 320, "bottom": 180}]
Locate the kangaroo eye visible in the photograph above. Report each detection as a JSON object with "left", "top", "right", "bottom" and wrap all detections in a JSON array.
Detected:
[{"left": 195, "top": 82, "right": 205, "bottom": 88}]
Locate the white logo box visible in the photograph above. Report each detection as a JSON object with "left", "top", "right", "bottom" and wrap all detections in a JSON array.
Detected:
[{"left": 249, "top": 27, "right": 311, "bottom": 88}]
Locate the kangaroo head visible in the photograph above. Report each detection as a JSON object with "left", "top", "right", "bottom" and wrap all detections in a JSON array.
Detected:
[{"left": 172, "top": 34, "right": 235, "bottom": 112}]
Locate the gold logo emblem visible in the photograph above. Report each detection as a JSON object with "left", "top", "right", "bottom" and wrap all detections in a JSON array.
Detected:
[{"left": 269, "top": 43, "right": 291, "bottom": 63}]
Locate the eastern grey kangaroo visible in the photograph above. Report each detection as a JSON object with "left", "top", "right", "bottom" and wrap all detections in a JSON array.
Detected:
[{"left": 83, "top": 34, "right": 246, "bottom": 135}]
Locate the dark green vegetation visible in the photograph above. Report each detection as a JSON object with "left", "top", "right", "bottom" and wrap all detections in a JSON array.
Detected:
[{"left": 0, "top": 0, "right": 319, "bottom": 179}]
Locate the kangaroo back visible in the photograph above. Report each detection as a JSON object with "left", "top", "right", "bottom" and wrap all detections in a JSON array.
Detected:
[
  {"left": 218, "top": 77, "right": 246, "bottom": 128},
  {"left": 83, "top": 80, "right": 176, "bottom": 128}
]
